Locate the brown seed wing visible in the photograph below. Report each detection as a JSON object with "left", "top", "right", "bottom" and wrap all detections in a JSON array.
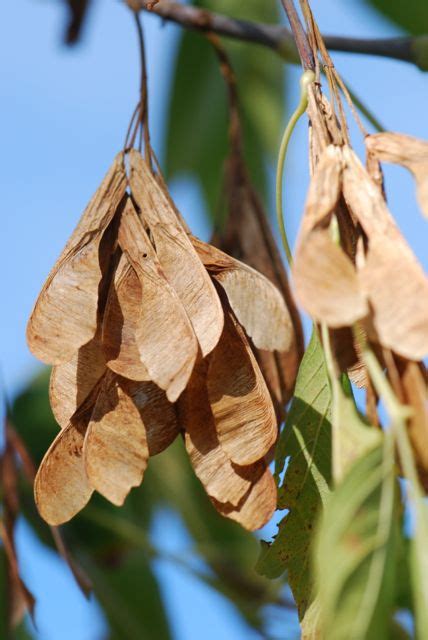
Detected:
[
  {"left": 129, "top": 149, "right": 224, "bottom": 357},
  {"left": 192, "top": 237, "right": 293, "bottom": 352},
  {"left": 342, "top": 147, "right": 428, "bottom": 359},
  {"left": 102, "top": 254, "right": 150, "bottom": 381},
  {"left": 125, "top": 379, "right": 179, "bottom": 456},
  {"left": 366, "top": 132, "right": 428, "bottom": 218},
  {"left": 34, "top": 418, "right": 93, "bottom": 526},
  {"left": 294, "top": 229, "right": 368, "bottom": 327},
  {"left": 84, "top": 374, "right": 149, "bottom": 506},
  {"left": 27, "top": 155, "right": 127, "bottom": 364},
  {"left": 118, "top": 199, "right": 198, "bottom": 402},
  {"left": 179, "top": 361, "right": 253, "bottom": 506},
  {"left": 207, "top": 311, "right": 277, "bottom": 466},
  {"left": 49, "top": 333, "right": 106, "bottom": 428},
  {"left": 400, "top": 360, "right": 428, "bottom": 472},
  {"left": 212, "top": 465, "right": 277, "bottom": 531}
]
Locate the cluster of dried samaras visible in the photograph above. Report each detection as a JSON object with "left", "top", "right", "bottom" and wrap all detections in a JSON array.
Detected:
[{"left": 27, "top": 149, "right": 301, "bottom": 531}]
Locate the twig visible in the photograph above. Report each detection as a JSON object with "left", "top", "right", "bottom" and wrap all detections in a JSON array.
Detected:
[
  {"left": 134, "top": 0, "right": 426, "bottom": 69},
  {"left": 280, "top": 0, "right": 314, "bottom": 70}
]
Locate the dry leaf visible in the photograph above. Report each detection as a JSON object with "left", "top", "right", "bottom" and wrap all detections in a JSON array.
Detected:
[
  {"left": 342, "top": 146, "right": 428, "bottom": 360},
  {"left": 179, "top": 360, "right": 253, "bottom": 506},
  {"left": 193, "top": 236, "right": 293, "bottom": 353},
  {"left": 50, "top": 331, "right": 106, "bottom": 428},
  {"left": 118, "top": 198, "right": 198, "bottom": 402},
  {"left": 84, "top": 373, "right": 149, "bottom": 506},
  {"left": 207, "top": 311, "right": 277, "bottom": 466},
  {"left": 129, "top": 149, "right": 224, "bottom": 357},
  {"left": 34, "top": 417, "right": 93, "bottom": 525},
  {"left": 102, "top": 253, "right": 150, "bottom": 381},
  {"left": 212, "top": 466, "right": 277, "bottom": 531},
  {"left": 27, "top": 154, "right": 127, "bottom": 364},
  {"left": 366, "top": 132, "right": 428, "bottom": 218}
]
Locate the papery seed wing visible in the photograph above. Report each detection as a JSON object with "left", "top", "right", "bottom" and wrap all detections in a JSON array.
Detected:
[
  {"left": 207, "top": 311, "right": 277, "bottom": 466},
  {"left": 34, "top": 418, "right": 93, "bottom": 526},
  {"left": 83, "top": 373, "right": 149, "bottom": 506},
  {"left": 129, "top": 149, "right": 224, "bottom": 357},
  {"left": 366, "top": 132, "right": 428, "bottom": 218},
  {"left": 193, "top": 237, "right": 292, "bottom": 352},
  {"left": 102, "top": 254, "right": 150, "bottom": 381},
  {"left": 212, "top": 466, "right": 277, "bottom": 531},
  {"left": 399, "top": 360, "right": 428, "bottom": 473},
  {"left": 49, "top": 332, "right": 106, "bottom": 428},
  {"left": 118, "top": 199, "right": 197, "bottom": 402},
  {"left": 294, "top": 230, "right": 368, "bottom": 326},
  {"left": 27, "top": 154, "right": 127, "bottom": 364},
  {"left": 179, "top": 360, "right": 253, "bottom": 506},
  {"left": 342, "top": 146, "right": 428, "bottom": 360},
  {"left": 125, "top": 379, "right": 179, "bottom": 456}
]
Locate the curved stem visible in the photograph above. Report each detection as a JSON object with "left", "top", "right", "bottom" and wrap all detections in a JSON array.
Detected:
[{"left": 276, "top": 69, "right": 315, "bottom": 266}]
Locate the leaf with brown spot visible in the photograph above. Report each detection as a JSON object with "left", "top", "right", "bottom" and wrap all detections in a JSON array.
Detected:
[
  {"left": 179, "top": 360, "right": 253, "bottom": 506},
  {"left": 102, "top": 254, "right": 150, "bottom": 381},
  {"left": 49, "top": 331, "right": 106, "bottom": 428},
  {"left": 207, "top": 310, "right": 277, "bottom": 466},
  {"left": 342, "top": 146, "right": 428, "bottom": 360},
  {"left": 84, "top": 373, "right": 149, "bottom": 506},
  {"left": 193, "top": 236, "right": 292, "bottom": 353},
  {"left": 366, "top": 132, "right": 428, "bottom": 218},
  {"left": 27, "top": 154, "right": 127, "bottom": 364},
  {"left": 212, "top": 466, "right": 277, "bottom": 532},
  {"left": 34, "top": 417, "right": 93, "bottom": 525},
  {"left": 129, "top": 149, "right": 224, "bottom": 357},
  {"left": 118, "top": 198, "right": 198, "bottom": 402}
]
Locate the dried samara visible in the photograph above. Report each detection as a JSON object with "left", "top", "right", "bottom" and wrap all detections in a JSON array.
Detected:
[{"left": 27, "top": 149, "right": 300, "bottom": 531}]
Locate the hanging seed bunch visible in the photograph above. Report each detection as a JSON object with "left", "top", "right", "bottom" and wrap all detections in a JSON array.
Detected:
[
  {"left": 289, "top": 12, "right": 428, "bottom": 484},
  {"left": 26, "top": 146, "right": 299, "bottom": 530}
]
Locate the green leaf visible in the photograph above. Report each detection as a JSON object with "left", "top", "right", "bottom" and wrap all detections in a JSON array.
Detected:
[
  {"left": 256, "top": 331, "right": 332, "bottom": 620},
  {"left": 410, "top": 497, "right": 428, "bottom": 638},
  {"left": 366, "top": 1, "right": 428, "bottom": 36},
  {"left": 314, "top": 440, "right": 399, "bottom": 640},
  {"left": 165, "top": 0, "right": 284, "bottom": 218}
]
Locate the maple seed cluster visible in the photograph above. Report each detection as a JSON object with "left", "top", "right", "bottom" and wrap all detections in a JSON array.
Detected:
[{"left": 27, "top": 149, "right": 296, "bottom": 531}]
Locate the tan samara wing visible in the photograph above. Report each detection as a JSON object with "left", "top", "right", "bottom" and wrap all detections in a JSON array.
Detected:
[
  {"left": 102, "top": 254, "right": 150, "bottom": 381},
  {"left": 118, "top": 199, "right": 198, "bottom": 402},
  {"left": 34, "top": 418, "right": 93, "bottom": 526},
  {"left": 49, "top": 331, "right": 106, "bottom": 428},
  {"left": 207, "top": 311, "right": 277, "bottom": 466},
  {"left": 179, "top": 360, "right": 253, "bottom": 506},
  {"left": 27, "top": 154, "right": 127, "bottom": 364},
  {"left": 192, "top": 237, "right": 293, "bottom": 353},
  {"left": 129, "top": 150, "right": 224, "bottom": 357}
]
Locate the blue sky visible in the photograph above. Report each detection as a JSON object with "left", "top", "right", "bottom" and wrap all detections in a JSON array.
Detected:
[{"left": 1, "top": 1, "right": 427, "bottom": 638}]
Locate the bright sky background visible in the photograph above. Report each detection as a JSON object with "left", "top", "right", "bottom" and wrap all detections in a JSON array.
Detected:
[{"left": 1, "top": 0, "right": 427, "bottom": 638}]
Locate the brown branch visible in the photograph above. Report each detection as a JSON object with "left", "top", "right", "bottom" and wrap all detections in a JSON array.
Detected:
[
  {"left": 135, "top": 0, "right": 426, "bottom": 69},
  {"left": 280, "top": 0, "right": 314, "bottom": 70}
]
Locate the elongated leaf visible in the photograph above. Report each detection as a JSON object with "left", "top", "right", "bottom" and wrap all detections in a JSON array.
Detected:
[
  {"left": 256, "top": 332, "right": 331, "bottom": 620},
  {"left": 314, "top": 441, "right": 399, "bottom": 640}
]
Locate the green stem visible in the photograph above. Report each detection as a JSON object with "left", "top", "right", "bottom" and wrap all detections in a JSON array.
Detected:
[{"left": 276, "top": 69, "right": 315, "bottom": 265}]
